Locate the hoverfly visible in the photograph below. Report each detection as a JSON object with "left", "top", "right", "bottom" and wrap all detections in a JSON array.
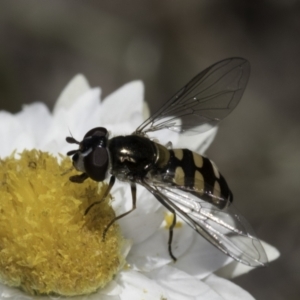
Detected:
[{"left": 66, "top": 58, "right": 268, "bottom": 267}]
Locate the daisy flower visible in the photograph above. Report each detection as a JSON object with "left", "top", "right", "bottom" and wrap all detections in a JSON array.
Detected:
[{"left": 0, "top": 75, "right": 279, "bottom": 299}]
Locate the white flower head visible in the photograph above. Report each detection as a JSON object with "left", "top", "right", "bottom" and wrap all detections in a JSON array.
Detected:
[{"left": 0, "top": 75, "right": 279, "bottom": 300}]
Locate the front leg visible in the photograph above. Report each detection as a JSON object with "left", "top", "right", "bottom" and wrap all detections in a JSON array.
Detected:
[
  {"left": 102, "top": 182, "right": 137, "bottom": 240},
  {"left": 85, "top": 175, "right": 116, "bottom": 215},
  {"left": 69, "top": 172, "right": 89, "bottom": 183}
]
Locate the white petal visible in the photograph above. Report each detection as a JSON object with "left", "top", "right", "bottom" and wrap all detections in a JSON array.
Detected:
[
  {"left": 0, "top": 111, "right": 20, "bottom": 156},
  {"left": 53, "top": 74, "right": 91, "bottom": 114},
  {"left": 118, "top": 205, "right": 165, "bottom": 245},
  {"left": 120, "top": 239, "right": 133, "bottom": 262},
  {"left": 215, "top": 240, "right": 280, "bottom": 279},
  {"left": 143, "top": 101, "right": 150, "bottom": 120},
  {"left": 146, "top": 265, "right": 225, "bottom": 300},
  {"left": 141, "top": 122, "right": 217, "bottom": 154},
  {"left": 58, "top": 293, "right": 118, "bottom": 300},
  {"left": 98, "top": 280, "right": 122, "bottom": 296},
  {"left": 12, "top": 134, "right": 35, "bottom": 155},
  {"left": 59, "top": 88, "right": 101, "bottom": 135},
  {"left": 101, "top": 81, "right": 144, "bottom": 127},
  {"left": 113, "top": 183, "right": 152, "bottom": 214},
  {"left": 74, "top": 294, "right": 120, "bottom": 300},
  {"left": 176, "top": 127, "right": 218, "bottom": 154},
  {"left": 110, "top": 183, "right": 165, "bottom": 259},
  {"left": 47, "top": 88, "right": 101, "bottom": 154},
  {"left": 127, "top": 226, "right": 172, "bottom": 271},
  {"left": 203, "top": 274, "right": 255, "bottom": 300},
  {"left": 107, "top": 121, "right": 141, "bottom": 138},
  {"left": 147, "top": 128, "right": 179, "bottom": 149},
  {"left": 0, "top": 283, "right": 32, "bottom": 300},
  {"left": 175, "top": 231, "right": 232, "bottom": 279},
  {"left": 67, "top": 291, "right": 120, "bottom": 300},
  {"left": 81, "top": 294, "right": 120, "bottom": 300},
  {"left": 15, "top": 102, "right": 52, "bottom": 149},
  {"left": 112, "top": 184, "right": 164, "bottom": 244},
  {"left": 117, "top": 269, "right": 167, "bottom": 300},
  {"left": 262, "top": 240, "right": 280, "bottom": 262},
  {"left": 127, "top": 220, "right": 194, "bottom": 272},
  {"left": 0, "top": 111, "right": 34, "bottom": 157}
]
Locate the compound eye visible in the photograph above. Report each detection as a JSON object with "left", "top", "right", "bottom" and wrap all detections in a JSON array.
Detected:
[
  {"left": 84, "top": 127, "right": 108, "bottom": 139},
  {"left": 84, "top": 147, "right": 108, "bottom": 181}
]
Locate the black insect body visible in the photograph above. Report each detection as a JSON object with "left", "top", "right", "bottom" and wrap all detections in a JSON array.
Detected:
[{"left": 66, "top": 58, "right": 268, "bottom": 267}]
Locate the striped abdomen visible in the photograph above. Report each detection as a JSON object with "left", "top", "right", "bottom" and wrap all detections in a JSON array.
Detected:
[{"left": 155, "top": 146, "right": 233, "bottom": 209}]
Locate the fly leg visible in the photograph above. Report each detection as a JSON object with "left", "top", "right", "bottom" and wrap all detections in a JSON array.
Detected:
[
  {"left": 102, "top": 182, "right": 137, "bottom": 240},
  {"left": 167, "top": 210, "right": 177, "bottom": 261},
  {"left": 140, "top": 181, "right": 177, "bottom": 261},
  {"left": 85, "top": 176, "right": 116, "bottom": 215},
  {"left": 69, "top": 172, "right": 89, "bottom": 183},
  {"left": 164, "top": 205, "right": 177, "bottom": 261}
]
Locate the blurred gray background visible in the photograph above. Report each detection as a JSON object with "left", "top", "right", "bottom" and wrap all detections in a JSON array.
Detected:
[{"left": 0, "top": 1, "right": 299, "bottom": 299}]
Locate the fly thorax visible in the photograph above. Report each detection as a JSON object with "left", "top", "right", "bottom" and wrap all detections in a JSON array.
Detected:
[{"left": 109, "top": 135, "right": 157, "bottom": 175}]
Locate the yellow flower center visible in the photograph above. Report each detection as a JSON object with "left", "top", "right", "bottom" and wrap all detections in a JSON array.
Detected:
[{"left": 0, "top": 150, "right": 124, "bottom": 296}]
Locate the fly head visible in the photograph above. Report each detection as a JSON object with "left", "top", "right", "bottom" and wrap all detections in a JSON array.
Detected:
[{"left": 66, "top": 127, "right": 109, "bottom": 182}]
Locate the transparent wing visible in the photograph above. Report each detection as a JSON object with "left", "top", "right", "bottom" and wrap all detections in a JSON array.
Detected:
[
  {"left": 142, "top": 179, "right": 268, "bottom": 267},
  {"left": 135, "top": 57, "right": 250, "bottom": 135}
]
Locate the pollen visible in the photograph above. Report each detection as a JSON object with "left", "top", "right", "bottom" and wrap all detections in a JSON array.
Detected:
[
  {"left": 0, "top": 150, "right": 125, "bottom": 296},
  {"left": 164, "top": 212, "right": 182, "bottom": 229}
]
